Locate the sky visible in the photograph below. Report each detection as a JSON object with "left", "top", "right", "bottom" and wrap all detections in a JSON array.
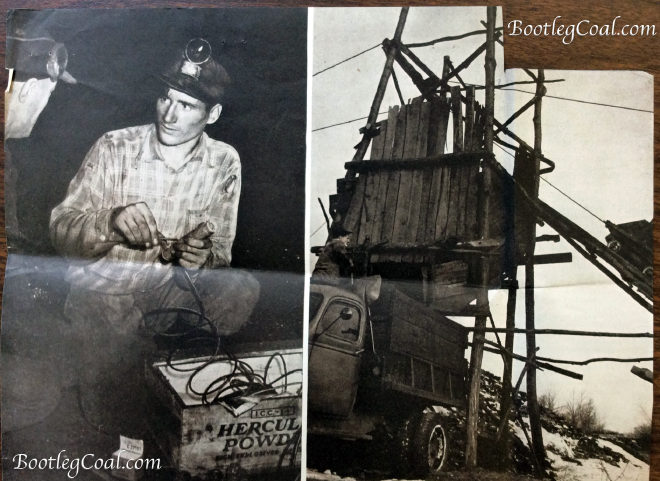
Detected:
[{"left": 310, "top": 7, "right": 653, "bottom": 433}]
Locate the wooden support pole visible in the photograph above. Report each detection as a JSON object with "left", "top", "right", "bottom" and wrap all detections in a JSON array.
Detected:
[
  {"left": 405, "top": 27, "right": 501, "bottom": 49},
  {"left": 466, "top": 327, "right": 654, "bottom": 338},
  {"left": 441, "top": 32, "right": 501, "bottom": 90},
  {"left": 496, "top": 351, "right": 534, "bottom": 442},
  {"left": 444, "top": 79, "right": 564, "bottom": 92},
  {"left": 349, "top": 7, "right": 409, "bottom": 172},
  {"left": 631, "top": 365, "right": 654, "bottom": 383},
  {"left": 493, "top": 87, "right": 546, "bottom": 137},
  {"left": 386, "top": 39, "right": 431, "bottom": 96},
  {"left": 396, "top": 40, "right": 437, "bottom": 79},
  {"left": 465, "top": 5, "right": 496, "bottom": 470},
  {"left": 446, "top": 58, "right": 468, "bottom": 89},
  {"left": 391, "top": 68, "right": 405, "bottom": 106},
  {"left": 492, "top": 121, "right": 555, "bottom": 172},
  {"left": 498, "top": 279, "right": 517, "bottom": 467},
  {"left": 480, "top": 343, "right": 583, "bottom": 380},
  {"left": 525, "top": 68, "right": 547, "bottom": 474},
  {"left": 523, "top": 68, "right": 537, "bottom": 81}
]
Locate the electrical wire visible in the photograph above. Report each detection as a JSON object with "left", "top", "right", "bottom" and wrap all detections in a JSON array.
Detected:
[
  {"left": 493, "top": 142, "right": 606, "bottom": 224},
  {"left": 313, "top": 43, "right": 381, "bottom": 77},
  {"left": 312, "top": 81, "right": 650, "bottom": 133},
  {"left": 142, "top": 269, "right": 302, "bottom": 407},
  {"left": 312, "top": 111, "right": 389, "bottom": 132},
  {"left": 310, "top": 221, "right": 327, "bottom": 238},
  {"left": 498, "top": 87, "right": 653, "bottom": 114}
]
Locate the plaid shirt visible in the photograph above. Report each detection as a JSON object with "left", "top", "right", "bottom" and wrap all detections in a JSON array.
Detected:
[{"left": 50, "top": 124, "right": 241, "bottom": 294}]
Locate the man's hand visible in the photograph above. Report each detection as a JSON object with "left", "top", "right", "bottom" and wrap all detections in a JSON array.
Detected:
[
  {"left": 174, "top": 237, "right": 212, "bottom": 268},
  {"left": 110, "top": 202, "right": 159, "bottom": 247}
]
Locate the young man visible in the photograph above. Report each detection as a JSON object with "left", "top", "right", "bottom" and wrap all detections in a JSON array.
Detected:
[{"left": 50, "top": 38, "right": 259, "bottom": 434}]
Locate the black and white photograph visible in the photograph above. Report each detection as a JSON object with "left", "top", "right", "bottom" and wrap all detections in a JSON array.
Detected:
[
  {"left": 3, "top": 8, "right": 306, "bottom": 480},
  {"left": 308, "top": 6, "right": 653, "bottom": 481}
]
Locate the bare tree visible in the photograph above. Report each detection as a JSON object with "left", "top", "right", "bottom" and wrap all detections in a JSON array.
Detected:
[
  {"left": 562, "top": 391, "right": 605, "bottom": 434},
  {"left": 538, "top": 390, "right": 558, "bottom": 413}
]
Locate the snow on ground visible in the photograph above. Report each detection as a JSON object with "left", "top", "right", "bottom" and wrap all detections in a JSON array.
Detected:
[
  {"left": 507, "top": 414, "right": 649, "bottom": 481},
  {"left": 306, "top": 469, "right": 424, "bottom": 481},
  {"left": 542, "top": 426, "right": 647, "bottom": 481},
  {"left": 542, "top": 427, "right": 575, "bottom": 459},
  {"left": 547, "top": 450, "right": 648, "bottom": 481}
]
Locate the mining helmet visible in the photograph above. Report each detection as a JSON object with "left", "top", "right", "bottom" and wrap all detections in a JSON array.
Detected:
[
  {"left": 158, "top": 38, "right": 230, "bottom": 106},
  {"left": 6, "top": 36, "right": 77, "bottom": 84}
]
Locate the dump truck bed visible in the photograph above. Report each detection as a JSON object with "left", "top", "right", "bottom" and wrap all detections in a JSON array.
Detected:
[{"left": 369, "top": 285, "right": 468, "bottom": 406}]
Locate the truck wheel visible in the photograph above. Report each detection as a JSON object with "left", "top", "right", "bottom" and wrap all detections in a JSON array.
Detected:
[
  {"left": 389, "top": 413, "right": 419, "bottom": 477},
  {"left": 410, "top": 412, "right": 449, "bottom": 477}
]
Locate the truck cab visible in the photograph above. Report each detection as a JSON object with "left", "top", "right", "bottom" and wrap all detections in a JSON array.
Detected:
[{"left": 308, "top": 284, "right": 367, "bottom": 418}]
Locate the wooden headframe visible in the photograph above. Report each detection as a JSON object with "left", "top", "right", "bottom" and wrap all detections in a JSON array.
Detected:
[{"left": 339, "top": 86, "right": 487, "bottom": 264}]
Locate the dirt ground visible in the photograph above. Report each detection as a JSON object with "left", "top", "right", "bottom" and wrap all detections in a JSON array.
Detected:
[{"left": 431, "top": 469, "right": 548, "bottom": 480}]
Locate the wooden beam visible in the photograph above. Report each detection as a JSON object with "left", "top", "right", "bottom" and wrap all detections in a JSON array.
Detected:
[
  {"left": 344, "top": 152, "right": 487, "bottom": 172},
  {"left": 466, "top": 327, "right": 653, "bottom": 338},
  {"left": 349, "top": 8, "right": 409, "bottom": 170},
  {"left": 385, "top": 38, "right": 435, "bottom": 98},
  {"left": 562, "top": 235, "right": 653, "bottom": 313},
  {"left": 442, "top": 31, "right": 501, "bottom": 90},
  {"left": 498, "top": 281, "right": 517, "bottom": 468},
  {"left": 631, "top": 365, "right": 653, "bottom": 383},
  {"left": 525, "top": 68, "right": 547, "bottom": 474},
  {"left": 492, "top": 123, "right": 555, "bottom": 173},
  {"left": 405, "top": 27, "right": 500, "bottom": 49},
  {"left": 465, "top": 6, "right": 497, "bottom": 470},
  {"left": 518, "top": 252, "right": 572, "bottom": 265},
  {"left": 480, "top": 344, "right": 583, "bottom": 380},
  {"left": 540, "top": 356, "right": 654, "bottom": 366},
  {"left": 441, "top": 79, "right": 564, "bottom": 92},
  {"left": 493, "top": 87, "right": 546, "bottom": 136},
  {"left": 391, "top": 68, "right": 405, "bottom": 107},
  {"left": 396, "top": 39, "right": 437, "bottom": 79}
]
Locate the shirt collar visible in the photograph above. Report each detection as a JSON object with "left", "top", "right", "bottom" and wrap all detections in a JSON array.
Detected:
[{"left": 135, "top": 124, "right": 213, "bottom": 171}]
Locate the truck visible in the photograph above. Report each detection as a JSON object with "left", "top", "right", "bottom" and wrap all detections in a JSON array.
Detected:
[{"left": 307, "top": 276, "right": 469, "bottom": 477}]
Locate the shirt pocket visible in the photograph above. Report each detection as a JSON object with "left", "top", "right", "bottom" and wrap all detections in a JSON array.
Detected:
[{"left": 185, "top": 208, "right": 211, "bottom": 236}]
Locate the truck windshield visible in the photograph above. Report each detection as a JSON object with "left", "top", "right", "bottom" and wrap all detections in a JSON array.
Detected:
[{"left": 309, "top": 292, "right": 324, "bottom": 321}]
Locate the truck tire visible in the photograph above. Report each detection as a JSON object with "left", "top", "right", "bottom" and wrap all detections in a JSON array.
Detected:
[
  {"left": 410, "top": 412, "right": 449, "bottom": 477},
  {"left": 387, "top": 412, "right": 420, "bottom": 477}
]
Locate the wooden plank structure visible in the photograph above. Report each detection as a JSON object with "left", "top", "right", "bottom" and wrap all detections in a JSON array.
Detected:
[
  {"left": 330, "top": 85, "right": 510, "bottom": 321},
  {"left": 340, "top": 88, "right": 487, "bottom": 265}
]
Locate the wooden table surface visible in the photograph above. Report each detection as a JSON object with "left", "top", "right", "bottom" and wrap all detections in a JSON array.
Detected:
[{"left": 1, "top": 0, "right": 659, "bottom": 478}]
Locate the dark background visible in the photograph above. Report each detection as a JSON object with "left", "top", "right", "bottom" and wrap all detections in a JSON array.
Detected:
[
  {"left": 2, "top": 1, "right": 660, "bottom": 478},
  {"left": 6, "top": 8, "right": 307, "bottom": 274}
]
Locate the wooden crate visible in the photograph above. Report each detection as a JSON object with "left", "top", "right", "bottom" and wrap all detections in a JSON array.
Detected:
[{"left": 145, "top": 346, "right": 302, "bottom": 479}]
